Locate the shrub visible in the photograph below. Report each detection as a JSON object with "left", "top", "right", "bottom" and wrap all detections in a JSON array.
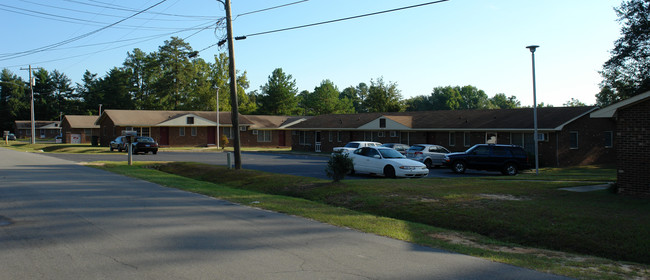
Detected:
[{"left": 325, "top": 153, "right": 353, "bottom": 182}]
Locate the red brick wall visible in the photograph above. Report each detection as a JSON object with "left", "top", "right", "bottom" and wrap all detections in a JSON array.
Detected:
[
  {"left": 555, "top": 115, "right": 616, "bottom": 167},
  {"left": 616, "top": 99, "right": 650, "bottom": 197}
]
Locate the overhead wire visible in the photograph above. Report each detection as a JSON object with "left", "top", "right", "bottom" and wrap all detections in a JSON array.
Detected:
[
  {"left": 60, "top": 0, "right": 217, "bottom": 19},
  {"left": 18, "top": 0, "right": 216, "bottom": 22},
  {"left": 238, "top": 0, "right": 450, "bottom": 39},
  {"left": 0, "top": 0, "right": 169, "bottom": 61}
]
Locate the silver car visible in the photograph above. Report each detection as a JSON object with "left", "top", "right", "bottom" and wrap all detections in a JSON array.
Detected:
[{"left": 406, "top": 144, "right": 450, "bottom": 168}]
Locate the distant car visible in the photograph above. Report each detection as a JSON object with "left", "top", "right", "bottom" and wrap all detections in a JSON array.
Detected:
[
  {"left": 110, "top": 136, "right": 127, "bottom": 152},
  {"left": 406, "top": 144, "right": 450, "bottom": 169},
  {"left": 7, "top": 133, "right": 16, "bottom": 141},
  {"left": 132, "top": 136, "right": 158, "bottom": 155},
  {"left": 380, "top": 143, "right": 410, "bottom": 155},
  {"left": 332, "top": 141, "right": 382, "bottom": 156},
  {"left": 347, "top": 146, "right": 429, "bottom": 178},
  {"left": 442, "top": 144, "right": 530, "bottom": 175}
]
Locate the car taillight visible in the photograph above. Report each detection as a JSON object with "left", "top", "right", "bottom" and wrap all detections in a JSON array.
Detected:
[{"left": 415, "top": 152, "right": 423, "bottom": 155}]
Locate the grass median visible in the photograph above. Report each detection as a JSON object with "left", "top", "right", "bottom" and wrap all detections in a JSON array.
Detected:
[{"left": 90, "top": 161, "right": 648, "bottom": 280}]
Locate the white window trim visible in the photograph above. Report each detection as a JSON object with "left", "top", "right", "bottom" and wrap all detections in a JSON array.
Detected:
[
  {"left": 378, "top": 131, "right": 385, "bottom": 137},
  {"left": 179, "top": 127, "right": 185, "bottom": 137},
  {"left": 191, "top": 127, "right": 197, "bottom": 136},
  {"left": 257, "top": 130, "right": 271, "bottom": 142},
  {"left": 337, "top": 131, "right": 342, "bottom": 142},
  {"left": 449, "top": 132, "right": 456, "bottom": 146},
  {"left": 390, "top": 131, "right": 398, "bottom": 137}
]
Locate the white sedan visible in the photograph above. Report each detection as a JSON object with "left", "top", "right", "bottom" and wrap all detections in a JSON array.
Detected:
[{"left": 348, "top": 147, "right": 429, "bottom": 178}]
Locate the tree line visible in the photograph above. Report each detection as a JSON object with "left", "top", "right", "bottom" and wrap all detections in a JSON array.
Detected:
[{"left": 1, "top": 0, "right": 647, "bottom": 133}]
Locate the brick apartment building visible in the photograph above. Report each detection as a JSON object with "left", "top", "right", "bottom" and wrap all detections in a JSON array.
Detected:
[
  {"left": 288, "top": 107, "right": 616, "bottom": 168},
  {"left": 592, "top": 91, "right": 650, "bottom": 197}
]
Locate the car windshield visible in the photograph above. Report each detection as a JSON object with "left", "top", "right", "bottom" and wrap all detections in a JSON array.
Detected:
[
  {"left": 344, "top": 143, "right": 360, "bottom": 148},
  {"left": 136, "top": 137, "right": 155, "bottom": 143},
  {"left": 379, "top": 149, "right": 405, "bottom": 159},
  {"left": 408, "top": 145, "right": 425, "bottom": 151}
]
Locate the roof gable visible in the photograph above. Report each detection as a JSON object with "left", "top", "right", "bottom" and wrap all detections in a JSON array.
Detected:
[
  {"left": 358, "top": 116, "right": 412, "bottom": 130},
  {"left": 62, "top": 115, "right": 99, "bottom": 128},
  {"left": 157, "top": 113, "right": 215, "bottom": 127},
  {"left": 591, "top": 91, "right": 650, "bottom": 118}
]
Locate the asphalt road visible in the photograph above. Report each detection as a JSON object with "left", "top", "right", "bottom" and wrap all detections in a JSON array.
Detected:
[
  {"left": 42, "top": 150, "right": 502, "bottom": 180},
  {"left": 0, "top": 148, "right": 568, "bottom": 279}
]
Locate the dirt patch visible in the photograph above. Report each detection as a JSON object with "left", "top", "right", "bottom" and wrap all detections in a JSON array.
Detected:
[{"left": 430, "top": 232, "right": 649, "bottom": 279}]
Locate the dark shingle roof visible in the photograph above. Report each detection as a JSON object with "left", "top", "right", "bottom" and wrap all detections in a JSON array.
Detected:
[{"left": 289, "top": 107, "right": 598, "bottom": 131}]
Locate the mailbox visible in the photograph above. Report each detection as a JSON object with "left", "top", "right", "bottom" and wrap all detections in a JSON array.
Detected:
[{"left": 122, "top": 130, "right": 137, "bottom": 143}]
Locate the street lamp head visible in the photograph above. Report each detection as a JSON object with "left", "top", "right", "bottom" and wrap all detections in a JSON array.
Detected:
[{"left": 526, "top": 45, "right": 539, "bottom": 53}]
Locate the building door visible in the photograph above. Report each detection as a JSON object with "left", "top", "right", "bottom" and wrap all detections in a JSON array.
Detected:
[
  {"left": 315, "top": 131, "right": 321, "bottom": 152},
  {"left": 207, "top": 127, "right": 216, "bottom": 145},
  {"left": 278, "top": 130, "right": 286, "bottom": 146},
  {"left": 160, "top": 127, "right": 169, "bottom": 146}
]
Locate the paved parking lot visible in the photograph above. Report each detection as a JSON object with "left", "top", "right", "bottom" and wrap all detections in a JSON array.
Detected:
[{"left": 44, "top": 150, "right": 504, "bottom": 179}]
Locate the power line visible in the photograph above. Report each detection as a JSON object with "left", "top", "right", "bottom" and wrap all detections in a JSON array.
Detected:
[
  {"left": 238, "top": 0, "right": 450, "bottom": 39},
  {"left": 0, "top": 0, "right": 169, "bottom": 61},
  {"left": 234, "top": 0, "right": 309, "bottom": 20},
  {"left": 60, "top": 0, "right": 217, "bottom": 19},
  {"left": 18, "top": 0, "right": 216, "bottom": 22}
]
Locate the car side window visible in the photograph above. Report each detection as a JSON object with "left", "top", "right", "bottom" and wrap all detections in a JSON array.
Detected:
[
  {"left": 473, "top": 146, "right": 490, "bottom": 155},
  {"left": 492, "top": 146, "right": 510, "bottom": 156}
]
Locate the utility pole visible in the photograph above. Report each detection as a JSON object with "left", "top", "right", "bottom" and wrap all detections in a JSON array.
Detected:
[
  {"left": 20, "top": 65, "right": 41, "bottom": 145},
  {"left": 223, "top": 0, "right": 242, "bottom": 169}
]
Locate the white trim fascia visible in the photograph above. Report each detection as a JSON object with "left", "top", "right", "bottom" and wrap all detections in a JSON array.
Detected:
[
  {"left": 156, "top": 113, "right": 215, "bottom": 127},
  {"left": 554, "top": 107, "right": 600, "bottom": 131},
  {"left": 590, "top": 91, "right": 650, "bottom": 118}
]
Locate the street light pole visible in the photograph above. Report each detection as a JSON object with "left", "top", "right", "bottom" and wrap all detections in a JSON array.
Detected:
[
  {"left": 216, "top": 87, "right": 220, "bottom": 149},
  {"left": 526, "top": 45, "right": 540, "bottom": 175}
]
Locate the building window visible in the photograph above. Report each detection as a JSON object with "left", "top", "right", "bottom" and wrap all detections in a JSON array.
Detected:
[
  {"left": 84, "top": 128, "right": 92, "bottom": 135},
  {"left": 604, "top": 131, "right": 613, "bottom": 148},
  {"left": 486, "top": 132, "right": 497, "bottom": 144},
  {"left": 379, "top": 118, "right": 386, "bottom": 128},
  {"left": 328, "top": 131, "right": 332, "bottom": 142},
  {"left": 569, "top": 131, "right": 579, "bottom": 149},
  {"left": 179, "top": 127, "right": 185, "bottom": 136},
  {"left": 240, "top": 126, "right": 246, "bottom": 131},
  {"left": 378, "top": 131, "right": 385, "bottom": 137},
  {"left": 463, "top": 132, "right": 471, "bottom": 147},
  {"left": 224, "top": 127, "right": 232, "bottom": 139},
  {"left": 187, "top": 117, "right": 194, "bottom": 124},
  {"left": 299, "top": 131, "right": 306, "bottom": 145},
  {"left": 511, "top": 133, "right": 524, "bottom": 147},
  {"left": 140, "top": 127, "right": 150, "bottom": 137},
  {"left": 390, "top": 131, "right": 398, "bottom": 137},
  {"left": 337, "top": 131, "right": 342, "bottom": 142},
  {"left": 252, "top": 129, "right": 258, "bottom": 135},
  {"left": 191, "top": 127, "right": 197, "bottom": 136},
  {"left": 257, "top": 130, "right": 271, "bottom": 142},
  {"left": 449, "top": 132, "right": 456, "bottom": 146}
]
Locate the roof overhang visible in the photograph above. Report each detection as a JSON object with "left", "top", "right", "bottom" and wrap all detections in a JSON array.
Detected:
[{"left": 591, "top": 91, "right": 650, "bottom": 118}]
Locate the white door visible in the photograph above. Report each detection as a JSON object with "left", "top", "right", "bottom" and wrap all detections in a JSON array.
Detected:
[{"left": 71, "top": 134, "right": 81, "bottom": 144}]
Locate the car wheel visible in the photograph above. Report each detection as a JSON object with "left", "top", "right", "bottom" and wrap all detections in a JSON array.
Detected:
[
  {"left": 384, "top": 165, "right": 396, "bottom": 178},
  {"left": 452, "top": 161, "right": 466, "bottom": 174},
  {"left": 153, "top": 151, "right": 157, "bottom": 155},
  {"left": 502, "top": 163, "right": 518, "bottom": 176},
  {"left": 424, "top": 159, "right": 433, "bottom": 169},
  {"left": 109, "top": 147, "right": 114, "bottom": 152},
  {"left": 118, "top": 146, "right": 123, "bottom": 152}
]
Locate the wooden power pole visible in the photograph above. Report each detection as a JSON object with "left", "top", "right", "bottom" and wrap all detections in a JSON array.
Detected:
[{"left": 223, "top": 0, "right": 242, "bottom": 169}]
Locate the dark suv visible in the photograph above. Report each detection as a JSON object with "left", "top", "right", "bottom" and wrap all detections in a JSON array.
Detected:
[{"left": 442, "top": 144, "right": 530, "bottom": 175}]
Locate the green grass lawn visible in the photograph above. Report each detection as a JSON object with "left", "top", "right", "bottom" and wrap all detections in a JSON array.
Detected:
[{"left": 92, "top": 161, "right": 649, "bottom": 280}]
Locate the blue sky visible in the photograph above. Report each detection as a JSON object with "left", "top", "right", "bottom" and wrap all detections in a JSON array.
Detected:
[{"left": 1, "top": 0, "right": 621, "bottom": 107}]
